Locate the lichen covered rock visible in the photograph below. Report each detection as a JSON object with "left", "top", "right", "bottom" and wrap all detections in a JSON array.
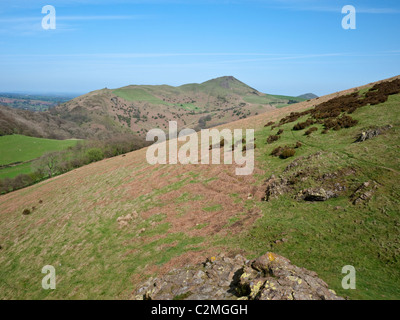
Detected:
[{"left": 134, "top": 252, "right": 344, "bottom": 300}]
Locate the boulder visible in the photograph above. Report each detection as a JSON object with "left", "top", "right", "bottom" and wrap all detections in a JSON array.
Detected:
[
  {"left": 351, "top": 181, "right": 378, "bottom": 205},
  {"left": 355, "top": 125, "right": 392, "bottom": 143},
  {"left": 297, "top": 188, "right": 337, "bottom": 202}
]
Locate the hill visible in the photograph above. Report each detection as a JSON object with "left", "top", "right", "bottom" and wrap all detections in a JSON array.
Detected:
[
  {"left": 297, "top": 93, "right": 319, "bottom": 100},
  {"left": 54, "top": 76, "right": 305, "bottom": 139},
  {"left": 1, "top": 77, "right": 304, "bottom": 142},
  {"left": 0, "top": 75, "right": 399, "bottom": 300},
  {"left": 0, "top": 103, "right": 145, "bottom": 145}
]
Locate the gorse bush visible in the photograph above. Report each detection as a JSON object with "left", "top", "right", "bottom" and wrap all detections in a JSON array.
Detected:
[
  {"left": 271, "top": 146, "right": 297, "bottom": 158},
  {"left": 267, "top": 135, "right": 280, "bottom": 144},
  {"left": 264, "top": 121, "right": 275, "bottom": 127},
  {"left": 271, "top": 146, "right": 284, "bottom": 157},
  {"left": 305, "top": 127, "right": 318, "bottom": 135},
  {"left": 323, "top": 115, "right": 358, "bottom": 131},
  {"left": 271, "top": 78, "right": 400, "bottom": 134},
  {"left": 280, "top": 148, "right": 296, "bottom": 159},
  {"left": 295, "top": 141, "right": 302, "bottom": 148},
  {"left": 293, "top": 119, "right": 315, "bottom": 131}
]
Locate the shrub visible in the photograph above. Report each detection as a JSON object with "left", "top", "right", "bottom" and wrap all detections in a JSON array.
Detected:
[
  {"left": 280, "top": 148, "right": 296, "bottom": 159},
  {"left": 293, "top": 119, "right": 315, "bottom": 131},
  {"left": 267, "top": 135, "right": 280, "bottom": 144},
  {"left": 276, "top": 129, "right": 284, "bottom": 135},
  {"left": 279, "top": 110, "right": 311, "bottom": 125},
  {"left": 271, "top": 146, "right": 283, "bottom": 157},
  {"left": 22, "top": 208, "right": 31, "bottom": 215},
  {"left": 305, "top": 127, "right": 318, "bottom": 135},
  {"left": 264, "top": 121, "right": 275, "bottom": 127},
  {"left": 295, "top": 141, "right": 302, "bottom": 148},
  {"left": 324, "top": 115, "right": 358, "bottom": 131},
  {"left": 86, "top": 148, "right": 104, "bottom": 163}
]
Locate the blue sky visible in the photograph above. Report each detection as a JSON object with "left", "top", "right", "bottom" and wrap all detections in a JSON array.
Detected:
[{"left": 0, "top": 0, "right": 399, "bottom": 96}]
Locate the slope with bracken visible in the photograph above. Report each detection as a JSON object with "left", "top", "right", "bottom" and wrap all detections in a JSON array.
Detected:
[{"left": 0, "top": 75, "right": 399, "bottom": 300}]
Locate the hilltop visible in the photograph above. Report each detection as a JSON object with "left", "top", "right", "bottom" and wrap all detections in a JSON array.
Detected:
[
  {"left": 297, "top": 93, "right": 319, "bottom": 100},
  {"left": 0, "top": 75, "right": 399, "bottom": 300}
]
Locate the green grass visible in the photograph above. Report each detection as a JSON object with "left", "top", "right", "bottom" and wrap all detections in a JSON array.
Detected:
[
  {"left": 203, "top": 204, "right": 222, "bottom": 212},
  {"left": 0, "top": 162, "right": 32, "bottom": 180},
  {"left": 0, "top": 135, "right": 79, "bottom": 166},
  {"left": 177, "top": 103, "right": 202, "bottom": 111},
  {"left": 113, "top": 88, "right": 170, "bottom": 105},
  {"left": 0, "top": 135, "right": 80, "bottom": 179}
]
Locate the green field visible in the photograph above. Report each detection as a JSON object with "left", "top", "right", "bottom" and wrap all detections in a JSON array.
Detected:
[
  {"left": 0, "top": 135, "right": 80, "bottom": 179},
  {"left": 113, "top": 88, "right": 170, "bottom": 105}
]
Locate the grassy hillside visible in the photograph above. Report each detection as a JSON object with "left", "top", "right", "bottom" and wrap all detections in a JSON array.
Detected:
[
  {"left": 0, "top": 76, "right": 399, "bottom": 300},
  {"left": 223, "top": 87, "right": 400, "bottom": 300},
  {"left": 0, "top": 135, "right": 79, "bottom": 179}
]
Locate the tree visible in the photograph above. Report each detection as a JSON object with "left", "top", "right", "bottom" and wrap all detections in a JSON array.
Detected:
[{"left": 33, "top": 152, "right": 60, "bottom": 178}]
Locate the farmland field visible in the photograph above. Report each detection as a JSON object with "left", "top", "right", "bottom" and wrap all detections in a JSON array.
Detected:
[{"left": 0, "top": 135, "right": 80, "bottom": 179}]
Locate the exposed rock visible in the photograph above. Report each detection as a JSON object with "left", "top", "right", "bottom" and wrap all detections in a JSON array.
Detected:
[
  {"left": 351, "top": 181, "right": 378, "bottom": 205},
  {"left": 134, "top": 253, "right": 344, "bottom": 300},
  {"left": 355, "top": 125, "right": 392, "bottom": 143},
  {"left": 296, "top": 187, "right": 337, "bottom": 202},
  {"left": 263, "top": 175, "right": 291, "bottom": 201}
]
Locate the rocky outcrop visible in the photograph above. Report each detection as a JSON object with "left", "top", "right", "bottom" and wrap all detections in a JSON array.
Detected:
[
  {"left": 350, "top": 181, "right": 378, "bottom": 205},
  {"left": 134, "top": 253, "right": 344, "bottom": 300},
  {"left": 355, "top": 125, "right": 392, "bottom": 143},
  {"left": 263, "top": 175, "right": 291, "bottom": 201},
  {"left": 296, "top": 187, "right": 338, "bottom": 202}
]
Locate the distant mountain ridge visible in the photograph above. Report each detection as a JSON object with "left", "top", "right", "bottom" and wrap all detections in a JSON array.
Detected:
[{"left": 297, "top": 93, "right": 319, "bottom": 100}]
